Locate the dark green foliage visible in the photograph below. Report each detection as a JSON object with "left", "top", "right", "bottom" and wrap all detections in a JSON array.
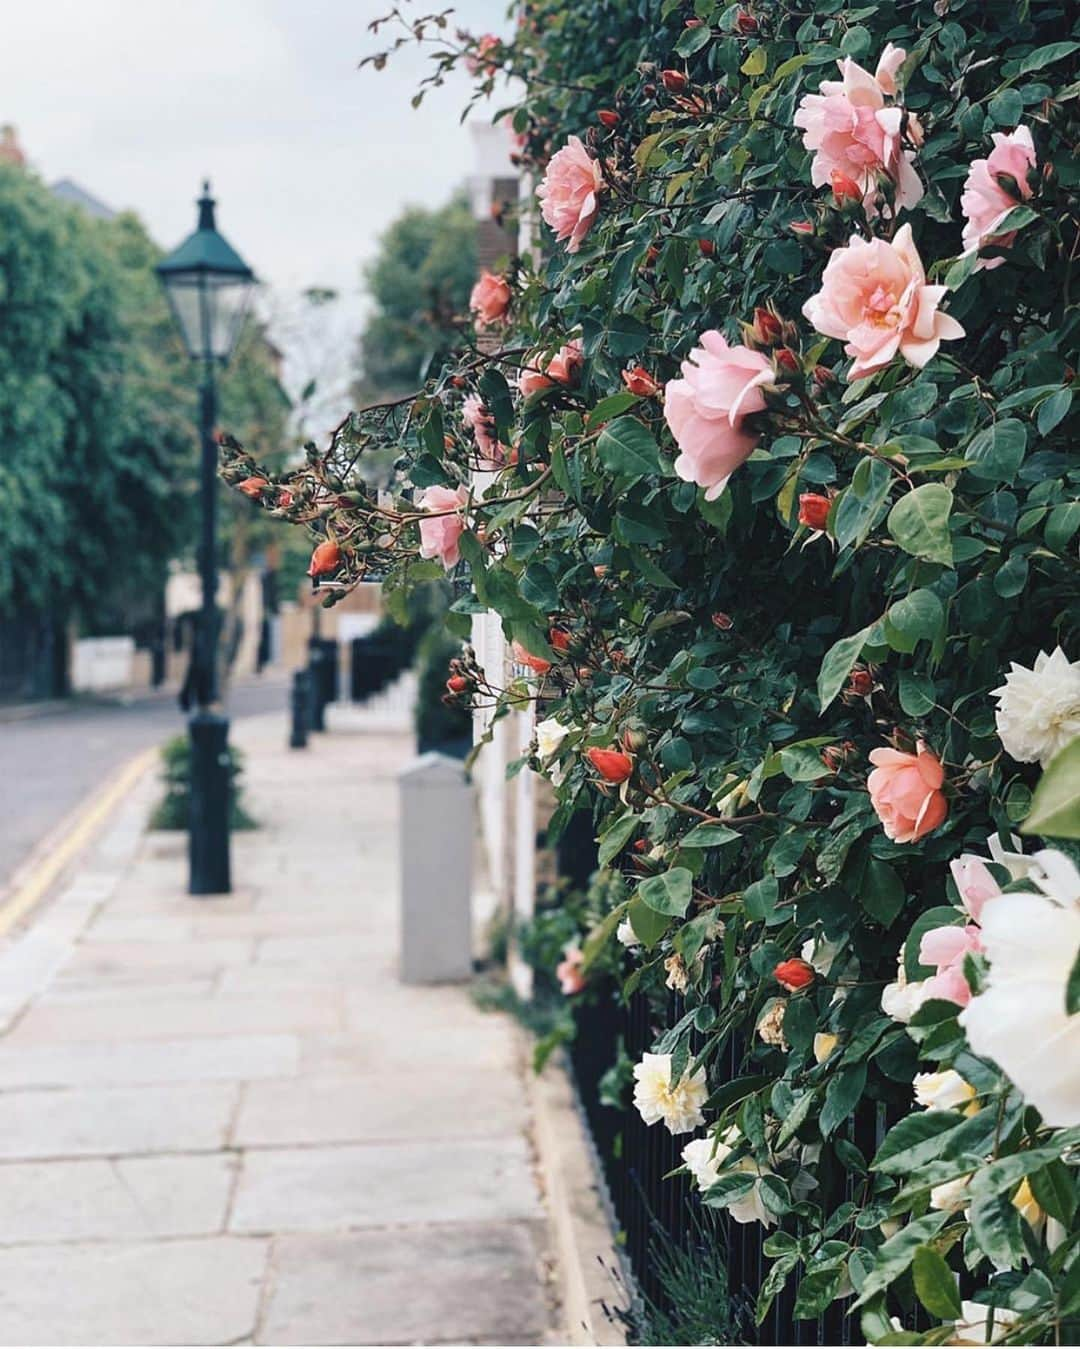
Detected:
[{"left": 149, "top": 733, "right": 256, "bottom": 831}]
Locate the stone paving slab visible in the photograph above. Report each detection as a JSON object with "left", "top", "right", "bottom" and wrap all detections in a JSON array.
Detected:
[
  {"left": 0, "top": 1236, "right": 268, "bottom": 1345},
  {"left": 0, "top": 714, "right": 558, "bottom": 1344},
  {"left": 259, "top": 1223, "right": 551, "bottom": 1346},
  {"left": 0, "top": 1082, "right": 236, "bottom": 1159}
]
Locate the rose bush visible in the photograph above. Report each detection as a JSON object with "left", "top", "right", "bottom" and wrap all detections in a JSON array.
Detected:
[{"left": 225, "top": 0, "right": 1079, "bottom": 1340}]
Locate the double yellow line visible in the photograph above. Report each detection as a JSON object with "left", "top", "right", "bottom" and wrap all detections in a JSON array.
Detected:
[{"left": 0, "top": 747, "right": 157, "bottom": 940}]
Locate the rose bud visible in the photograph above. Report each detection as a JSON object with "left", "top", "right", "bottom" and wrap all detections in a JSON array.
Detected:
[
  {"left": 643, "top": 82, "right": 657, "bottom": 97},
  {"left": 645, "top": 245, "right": 660, "bottom": 265},
  {"left": 307, "top": 540, "right": 342, "bottom": 577},
  {"left": 586, "top": 747, "right": 634, "bottom": 784},
  {"left": 277, "top": 489, "right": 293, "bottom": 509},
  {"left": 237, "top": 476, "right": 269, "bottom": 499},
  {"left": 443, "top": 435, "right": 455, "bottom": 451},
  {"left": 774, "top": 958, "right": 815, "bottom": 991},
  {"left": 446, "top": 675, "right": 469, "bottom": 694},
  {"left": 830, "top": 168, "right": 862, "bottom": 205},
  {"left": 820, "top": 745, "right": 844, "bottom": 773},
  {"left": 511, "top": 640, "right": 552, "bottom": 675},
  {"left": 711, "top": 611, "right": 734, "bottom": 630},
  {"left": 549, "top": 627, "right": 572, "bottom": 653},
  {"left": 798, "top": 493, "right": 831, "bottom": 531},
  {"left": 752, "top": 307, "right": 783, "bottom": 346},
  {"left": 775, "top": 347, "right": 801, "bottom": 373},
  {"left": 660, "top": 69, "right": 688, "bottom": 93},
  {"left": 577, "top": 666, "right": 592, "bottom": 681},
  {"left": 622, "top": 365, "right": 661, "bottom": 396},
  {"left": 609, "top": 648, "right": 626, "bottom": 664},
  {"left": 593, "top": 564, "right": 608, "bottom": 577},
  {"left": 848, "top": 667, "right": 874, "bottom": 697},
  {"left": 450, "top": 374, "right": 468, "bottom": 389},
  {"left": 698, "top": 238, "right": 715, "bottom": 257},
  {"left": 812, "top": 364, "right": 835, "bottom": 387},
  {"left": 789, "top": 219, "right": 814, "bottom": 235},
  {"left": 597, "top": 108, "right": 619, "bottom": 128},
  {"left": 621, "top": 727, "right": 648, "bottom": 753},
  {"left": 735, "top": 9, "right": 758, "bottom": 33},
  {"left": 632, "top": 838, "right": 648, "bottom": 852}
]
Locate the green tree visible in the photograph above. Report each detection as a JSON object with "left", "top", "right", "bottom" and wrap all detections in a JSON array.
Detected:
[{"left": 355, "top": 193, "right": 477, "bottom": 402}]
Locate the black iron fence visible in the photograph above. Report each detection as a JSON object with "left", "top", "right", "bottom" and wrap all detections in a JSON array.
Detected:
[{"left": 570, "top": 989, "right": 894, "bottom": 1346}]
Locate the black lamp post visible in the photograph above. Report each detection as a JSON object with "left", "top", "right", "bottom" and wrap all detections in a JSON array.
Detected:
[{"left": 157, "top": 182, "right": 256, "bottom": 895}]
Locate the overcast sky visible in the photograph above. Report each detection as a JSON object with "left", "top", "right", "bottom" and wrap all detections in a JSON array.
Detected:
[{"left": 0, "top": 0, "right": 509, "bottom": 431}]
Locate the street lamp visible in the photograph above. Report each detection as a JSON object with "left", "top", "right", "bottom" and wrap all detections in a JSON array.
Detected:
[{"left": 157, "top": 182, "right": 256, "bottom": 895}]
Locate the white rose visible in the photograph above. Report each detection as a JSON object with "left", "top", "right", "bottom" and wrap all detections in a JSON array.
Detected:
[
  {"left": 930, "top": 1173, "right": 972, "bottom": 1212},
  {"left": 881, "top": 950, "right": 932, "bottom": 1024},
  {"left": 632, "top": 1053, "right": 707, "bottom": 1135},
  {"left": 950, "top": 1300, "right": 1018, "bottom": 1345},
  {"left": 960, "top": 850, "right": 1080, "bottom": 1127},
  {"left": 913, "top": 1069, "right": 977, "bottom": 1112},
  {"left": 991, "top": 647, "right": 1080, "bottom": 767},
  {"left": 616, "top": 917, "right": 640, "bottom": 948}
]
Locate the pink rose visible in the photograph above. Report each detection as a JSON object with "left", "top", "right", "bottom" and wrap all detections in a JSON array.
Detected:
[
  {"left": 556, "top": 945, "right": 586, "bottom": 995},
  {"left": 949, "top": 855, "right": 1001, "bottom": 924},
  {"left": 803, "top": 224, "right": 965, "bottom": 380},
  {"left": 662, "top": 331, "right": 773, "bottom": 500},
  {"left": 793, "top": 46, "right": 923, "bottom": 217},
  {"left": 518, "top": 339, "right": 583, "bottom": 396},
  {"left": 417, "top": 484, "right": 469, "bottom": 570},
  {"left": 466, "top": 33, "right": 501, "bottom": 76},
  {"left": 866, "top": 743, "right": 948, "bottom": 844},
  {"left": 536, "top": 136, "right": 603, "bottom": 253},
  {"left": 469, "top": 271, "right": 511, "bottom": 328},
  {"left": 461, "top": 394, "right": 505, "bottom": 468},
  {"left": 918, "top": 924, "right": 983, "bottom": 1008},
  {"left": 960, "top": 126, "right": 1036, "bottom": 270}
]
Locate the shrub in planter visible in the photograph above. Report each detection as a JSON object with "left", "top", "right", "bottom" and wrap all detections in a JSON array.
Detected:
[
  {"left": 150, "top": 734, "right": 256, "bottom": 832},
  {"left": 224, "top": 1, "right": 1080, "bottom": 1340}
]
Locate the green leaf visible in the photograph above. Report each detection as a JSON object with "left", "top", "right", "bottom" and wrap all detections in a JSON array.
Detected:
[
  {"left": 637, "top": 866, "right": 693, "bottom": 917},
  {"left": 587, "top": 392, "right": 640, "bottom": 426},
  {"left": 674, "top": 22, "right": 712, "bottom": 55},
  {"left": 873, "top": 1111, "right": 967, "bottom": 1173},
  {"left": 861, "top": 858, "right": 906, "bottom": 927},
  {"left": 852, "top": 1212, "right": 951, "bottom": 1307},
  {"left": 969, "top": 1191, "right": 1025, "bottom": 1268},
  {"left": 912, "top": 1245, "right": 962, "bottom": 1320},
  {"left": 898, "top": 671, "right": 936, "bottom": 716},
  {"left": 582, "top": 902, "right": 628, "bottom": 972},
  {"left": 887, "top": 484, "right": 954, "bottom": 566},
  {"left": 884, "top": 588, "right": 944, "bottom": 655},
  {"left": 1022, "top": 738, "right": 1080, "bottom": 839},
  {"left": 1036, "top": 387, "right": 1072, "bottom": 436},
  {"left": 1046, "top": 501, "right": 1080, "bottom": 552},
  {"left": 820, "top": 1062, "right": 867, "bottom": 1137},
  {"left": 596, "top": 417, "right": 663, "bottom": 479},
  {"left": 1066, "top": 946, "right": 1080, "bottom": 1017},
  {"left": 627, "top": 894, "right": 670, "bottom": 948},
  {"left": 1018, "top": 39, "right": 1080, "bottom": 73},
  {"left": 1029, "top": 1158, "right": 1077, "bottom": 1225},
  {"left": 817, "top": 625, "right": 871, "bottom": 712},
  {"left": 598, "top": 813, "right": 638, "bottom": 867},
  {"left": 679, "top": 823, "right": 739, "bottom": 848},
  {"left": 793, "top": 1267, "right": 845, "bottom": 1319},
  {"left": 966, "top": 418, "right": 1027, "bottom": 483},
  {"left": 741, "top": 47, "right": 767, "bottom": 76}
]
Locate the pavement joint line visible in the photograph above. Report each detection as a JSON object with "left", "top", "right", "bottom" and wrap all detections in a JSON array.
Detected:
[{"left": 0, "top": 746, "right": 157, "bottom": 942}]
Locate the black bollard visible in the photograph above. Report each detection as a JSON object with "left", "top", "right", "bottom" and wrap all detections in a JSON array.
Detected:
[
  {"left": 307, "top": 644, "right": 326, "bottom": 732},
  {"left": 188, "top": 710, "right": 232, "bottom": 895},
  {"left": 289, "top": 670, "right": 309, "bottom": 749}
]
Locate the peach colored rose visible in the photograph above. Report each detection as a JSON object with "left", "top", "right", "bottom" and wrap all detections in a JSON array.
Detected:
[
  {"left": 461, "top": 394, "right": 505, "bottom": 468},
  {"left": 556, "top": 945, "right": 586, "bottom": 995},
  {"left": 417, "top": 484, "right": 469, "bottom": 570},
  {"left": 536, "top": 136, "right": 603, "bottom": 253},
  {"left": 867, "top": 743, "right": 948, "bottom": 844},
  {"left": 469, "top": 271, "right": 511, "bottom": 328},
  {"left": 518, "top": 339, "right": 583, "bottom": 396},
  {"left": 960, "top": 126, "right": 1037, "bottom": 270},
  {"left": 793, "top": 46, "right": 922, "bottom": 217},
  {"left": 466, "top": 32, "right": 501, "bottom": 76},
  {"left": 803, "top": 224, "right": 965, "bottom": 380},
  {"left": 663, "top": 331, "right": 773, "bottom": 500}
]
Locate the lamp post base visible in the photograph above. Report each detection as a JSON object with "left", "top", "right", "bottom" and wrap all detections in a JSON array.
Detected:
[{"left": 188, "top": 710, "right": 232, "bottom": 896}]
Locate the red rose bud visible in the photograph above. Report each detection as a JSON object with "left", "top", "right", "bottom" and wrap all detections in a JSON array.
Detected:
[
  {"left": 684, "top": 17, "right": 704, "bottom": 26},
  {"left": 711, "top": 611, "right": 734, "bottom": 630},
  {"left": 774, "top": 958, "right": 815, "bottom": 991},
  {"left": 597, "top": 108, "right": 619, "bottom": 128},
  {"left": 622, "top": 365, "right": 661, "bottom": 396},
  {"left": 446, "top": 675, "right": 468, "bottom": 694},
  {"left": 549, "top": 626, "right": 571, "bottom": 653},
  {"left": 645, "top": 245, "right": 660, "bottom": 265},
  {"left": 622, "top": 727, "right": 648, "bottom": 753},
  {"left": 698, "top": 238, "right": 715, "bottom": 257},
  {"left": 307, "top": 540, "right": 342, "bottom": 577},
  {"left": 735, "top": 9, "right": 759, "bottom": 33},
  {"left": 237, "top": 476, "right": 268, "bottom": 499},
  {"left": 830, "top": 168, "right": 862, "bottom": 204},
  {"left": 661, "top": 69, "right": 688, "bottom": 93},
  {"left": 775, "top": 347, "right": 801, "bottom": 373},
  {"left": 789, "top": 219, "right": 814, "bottom": 235},
  {"left": 820, "top": 745, "right": 843, "bottom": 773},
  {"left": 752, "top": 307, "right": 784, "bottom": 345},
  {"left": 586, "top": 747, "right": 634, "bottom": 784},
  {"left": 511, "top": 640, "right": 552, "bottom": 675},
  {"left": 798, "top": 493, "right": 831, "bottom": 531},
  {"left": 812, "top": 364, "right": 835, "bottom": 387},
  {"left": 848, "top": 667, "right": 873, "bottom": 697},
  {"left": 277, "top": 489, "right": 293, "bottom": 509},
  {"left": 632, "top": 838, "right": 648, "bottom": 853}
]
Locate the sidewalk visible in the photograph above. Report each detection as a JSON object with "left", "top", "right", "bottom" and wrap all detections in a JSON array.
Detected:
[{"left": 0, "top": 711, "right": 559, "bottom": 1345}]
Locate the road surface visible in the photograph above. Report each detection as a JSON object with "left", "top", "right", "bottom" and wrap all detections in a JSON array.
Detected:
[{"left": 0, "top": 674, "right": 290, "bottom": 889}]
